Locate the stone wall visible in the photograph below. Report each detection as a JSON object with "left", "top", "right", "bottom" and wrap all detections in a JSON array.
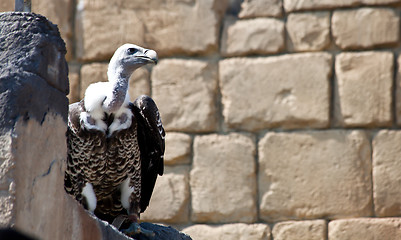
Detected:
[{"left": 2, "top": 0, "right": 401, "bottom": 239}]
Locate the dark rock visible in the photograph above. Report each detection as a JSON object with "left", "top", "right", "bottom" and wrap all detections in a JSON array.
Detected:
[
  {"left": 0, "top": 12, "right": 69, "bottom": 133},
  {"left": 92, "top": 214, "right": 192, "bottom": 240},
  {"left": 138, "top": 222, "right": 192, "bottom": 240}
]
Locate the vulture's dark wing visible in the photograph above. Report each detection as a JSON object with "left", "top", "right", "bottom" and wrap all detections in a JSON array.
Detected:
[{"left": 131, "top": 95, "right": 165, "bottom": 213}]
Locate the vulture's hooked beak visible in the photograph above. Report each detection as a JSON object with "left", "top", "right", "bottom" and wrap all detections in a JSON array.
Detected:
[{"left": 145, "top": 49, "right": 158, "bottom": 65}]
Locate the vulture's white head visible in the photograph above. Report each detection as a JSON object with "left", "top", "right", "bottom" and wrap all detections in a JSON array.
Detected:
[{"left": 108, "top": 43, "right": 158, "bottom": 81}]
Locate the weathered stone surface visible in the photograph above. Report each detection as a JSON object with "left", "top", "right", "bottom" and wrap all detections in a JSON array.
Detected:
[
  {"left": 68, "top": 65, "right": 80, "bottom": 103},
  {"left": 334, "top": 52, "right": 393, "bottom": 127},
  {"left": 239, "top": 0, "right": 282, "bottom": 18},
  {"left": 372, "top": 130, "right": 401, "bottom": 217},
  {"left": 0, "top": 134, "right": 13, "bottom": 227},
  {"left": 272, "top": 220, "right": 326, "bottom": 240},
  {"left": 182, "top": 224, "right": 270, "bottom": 240},
  {"left": 0, "top": 12, "right": 68, "bottom": 130},
  {"left": 75, "top": 0, "right": 228, "bottom": 60},
  {"left": 221, "top": 17, "right": 284, "bottom": 57},
  {"left": 141, "top": 166, "right": 189, "bottom": 224},
  {"left": 191, "top": 133, "right": 257, "bottom": 223},
  {"left": 152, "top": 59, "right": 218, "bottom": 132},
  {"left": 80, "top": 63, "right": 150, "bottom": 101},
  {"left": 396, "top": 55, "right": 401, "bottom": 125},
  {"left": 286, "top": 12, "right": 330, "bottom": 52},
  {"left": 283, "top": 0, "right": 401, "bottom": 12},
  {"left": 0, "top": 191, "right": 13, "bottom": 227},
  {"left": 219, "top": 53, "right": 331, "bottom": 131},
  {"left": 12, "top": 114, "right": 102, "bottom": 240},
  {"left": 164, "top": 133, "right": 192, "bottom": 165},
  {"left": 329, "top": 218, "right": 401, "bottom": 240},
  {"left": 259, "top": 130, "right": 372, "bottom": 222},
  {"left": 332, "top": 8, "right": 399, "bottom": 49},
  {"left": 2, "top": 114, "right": 108, "bottom": 240}
]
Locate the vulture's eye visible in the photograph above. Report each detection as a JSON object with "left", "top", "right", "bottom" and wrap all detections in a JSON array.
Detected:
[{"left": 127, "top": 48, "right": 138, "bottom": 54}]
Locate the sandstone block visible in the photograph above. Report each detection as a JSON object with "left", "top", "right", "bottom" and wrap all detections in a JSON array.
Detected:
[
  {"left": 75, "top": 0, "right": 228, "bottom": 60},
  {"left": 219, "top": 53, "right": 331, "bottom": 131},
  {"left": 239, "top": 0, "right": 282, "bottom": 18},
  {"left": 259, "top": 130, "right": 372, "bottom": 222},
  {"left": 372, "top": 130, "right": 401, "bottom": 216},
  {"left": 128, "top": 66, "right": 151, "bottom": 100},
  {"left": 164, "top": 133, "right": 192, "bottom": 165},
  {"left": 283, "top": 0, "right": 401, "bottom": 12},
  {"left": 80, "top": 63, "right": 107, "bottom": 99},
  {"left": 363, "top": 0, "right": 401, "bottom": 3},
  {"left": 80, "top": 63, "right": 150, "bottom": 101},
  {"left": 68, "top": 65, "right": 80, "bottom": 103},
  {"left": 0, "top": 0, "right": 13, "bottom": 11},
  {"left": 329, "top": 218, "right": 401, "bottom": 240},
  {"left": 286, "top": 12, "right": 330, "bottom": 52},
  {"left": 33, "top": 0, "right": 73, "bottom": 60},
  {"left": 272, "top": 220, "right": 326, "bottom": 240},
  {"left": 332, "top": 8, "right": 399, "bottom": 49},
  {"left": 141, "top": 166, "right": 189, "bottom": 224},
  {"left": 182, "top": 224, "right": 270, "bottom": 240},
  {"left": 152, "top": 59, "right": 218, "bottom": 132},
  {"left": 221, "top": 18, "right": 284, "bottom": 57},
  {"left": 334, "top": 52, "right": 393, "bottom": 127},
  {"left": 283, "top": 0, "right": 359, "bottom": 12},
  {"left": 191, "top": 133, "right": 257, "bottom": 223}
]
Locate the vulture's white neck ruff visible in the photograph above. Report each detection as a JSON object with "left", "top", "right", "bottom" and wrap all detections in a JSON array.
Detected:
[{"left": 81, "top": 62, "right": 132, "bottom": 136}]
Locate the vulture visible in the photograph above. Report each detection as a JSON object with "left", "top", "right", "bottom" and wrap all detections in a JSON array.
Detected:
[{"left": 64, "top": 44, "right": 164, "bottom": 237}]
